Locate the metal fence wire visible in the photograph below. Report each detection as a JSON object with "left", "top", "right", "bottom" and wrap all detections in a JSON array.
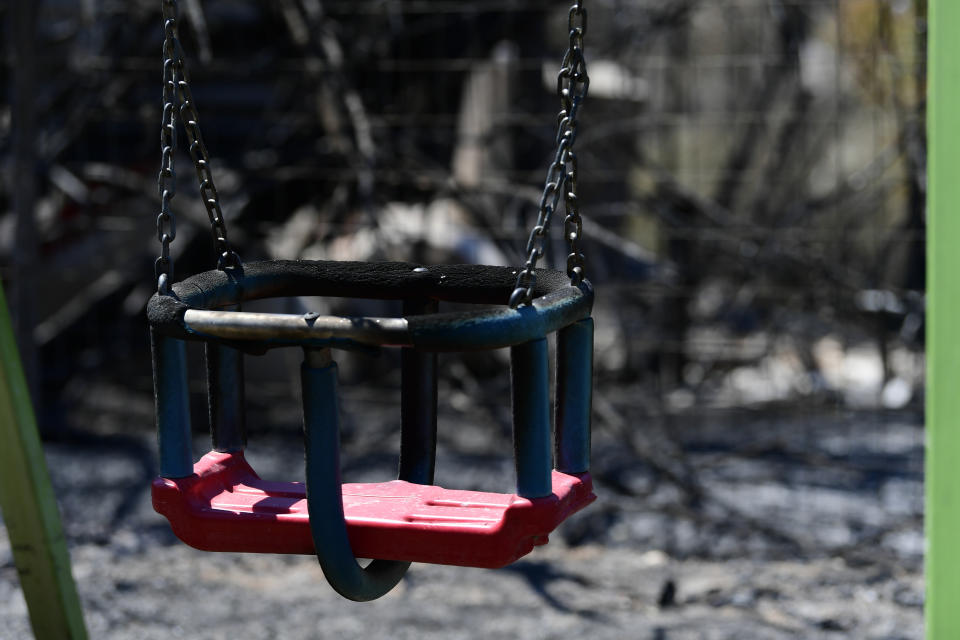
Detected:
[{"left": 0, "top": 0, "right": 924, "bottom": 412}]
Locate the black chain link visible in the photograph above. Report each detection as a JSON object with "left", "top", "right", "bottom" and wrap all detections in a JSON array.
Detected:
[
  {"left": 156, "top": 0, "right": 240, "bottom": 295},
  {"left": 509, "top": 2, "right": 590, "bottom": 308}
]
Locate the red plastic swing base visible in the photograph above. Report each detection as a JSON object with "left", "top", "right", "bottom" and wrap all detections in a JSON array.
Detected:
[{"left": 152, "top": 451, "right": 595, "bottom": 569}]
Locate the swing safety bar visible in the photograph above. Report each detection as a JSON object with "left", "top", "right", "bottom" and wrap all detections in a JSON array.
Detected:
[
  {"left": 148, "top": 260, "right": 595, "bottom": 601},
  {"left": 148, "top": 260, "right": 592, "bottom": 352}
]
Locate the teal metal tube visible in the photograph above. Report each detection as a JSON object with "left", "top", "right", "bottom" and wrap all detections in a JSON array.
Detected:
[
  {"left": 205, "top": 341, "right": 246, "bottom": 453},
  {"left": 151, "top": 328, "right": 193, "bottom": 478},
  {"left": 301, "top": 354, "right": 409, "bottom": 601},
  {"left": 398, "top": 298, "right": 438, "bottom": 485},
  {"left": 510, "top": 338, "right": 553, "bottom": 498},
  {"left": 555, "top": 318, "right": 593, "bottom": 474}
]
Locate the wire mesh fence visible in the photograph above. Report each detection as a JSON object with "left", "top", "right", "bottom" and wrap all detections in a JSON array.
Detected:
[{"left": 1, "top": 0, "right": 925, "bottom": 410}]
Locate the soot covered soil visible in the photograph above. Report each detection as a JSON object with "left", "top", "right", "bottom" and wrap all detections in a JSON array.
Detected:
[{"left": 0, "top": 372, "right": 922, "bottom": 639}]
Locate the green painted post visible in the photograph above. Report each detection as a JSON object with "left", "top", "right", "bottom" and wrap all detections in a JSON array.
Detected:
[
  {"left": 0, "top": 282, "right": 87, "bottom": 639},
  {"left": 927, "top": 1, "right": 960, "bottom": 637}
]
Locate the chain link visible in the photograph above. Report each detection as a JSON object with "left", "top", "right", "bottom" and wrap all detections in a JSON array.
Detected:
[
  {"left": 509, "top": 2, "right": 590, "bottom": 308},
  {"left": 155, "top": 0, "right": 240, "bottom": 295}
]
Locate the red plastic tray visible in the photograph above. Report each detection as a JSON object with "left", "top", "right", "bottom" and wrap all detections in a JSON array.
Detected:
[{"left": 152, "top": 450, "right": 595, "bottom": 568}]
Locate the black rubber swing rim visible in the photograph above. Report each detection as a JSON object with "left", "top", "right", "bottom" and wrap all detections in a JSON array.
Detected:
[{"left": 146, "top": 260, "right": 593, "bottom": 353}]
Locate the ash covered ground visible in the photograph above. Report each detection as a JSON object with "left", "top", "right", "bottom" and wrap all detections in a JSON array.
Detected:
[{"left": 0, "top": 364, "right": 923, "bottom": 639}]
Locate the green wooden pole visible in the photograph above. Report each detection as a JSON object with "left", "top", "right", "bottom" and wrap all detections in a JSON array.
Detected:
[
  {"left": 0, "top": 282, "right": 87, "bottom": 639},
  {"left": 927, "top": 1, "right": 960, "bottom": 637}
]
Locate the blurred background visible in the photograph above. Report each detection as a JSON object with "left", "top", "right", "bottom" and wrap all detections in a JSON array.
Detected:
[{"left": 1, "top": 0, "right": 925, "bottom": 638}]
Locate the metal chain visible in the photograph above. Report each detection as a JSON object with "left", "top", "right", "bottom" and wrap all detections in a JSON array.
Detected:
[
  {"left": 509, "top": 2, "right": 590, "bottom": 308},
  {"left": 156, "top": 0, "right": 240, "bottom": 295},
  {"left": 156, "top": 2, "right": 180, "bottom": 295}
]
